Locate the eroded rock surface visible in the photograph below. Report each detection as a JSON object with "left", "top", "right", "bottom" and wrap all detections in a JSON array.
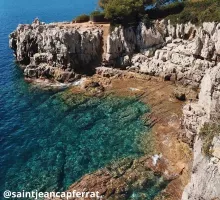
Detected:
[
  {"left": 47, "top": 156, "right": 179, "bottom": 200},
  {"left": 182, "top": 65, "right": 220, "bottom": 200},
  {"left": 9, "top": 18, "right": 103, "bottom": 82},
  {"left": 99, "top": 20, "right": 220, "bottom": 88},
  {"left": 10, "top": 19, "right": 220, "bottom": 87},
  {"left": 127, "top": 21, "right": 219, "bottom": 87},
  {"left": 9, "top": 18, "right": 220, "bottom": 200}
]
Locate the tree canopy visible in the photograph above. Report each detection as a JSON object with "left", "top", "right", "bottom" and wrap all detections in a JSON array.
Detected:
[{"left": 99, "top": 0, "right": 155, "bottom": 24}]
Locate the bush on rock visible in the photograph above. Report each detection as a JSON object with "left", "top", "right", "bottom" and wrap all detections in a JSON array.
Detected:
[{"left": 73, "top": 14, "right": 90, "bottom": 23}]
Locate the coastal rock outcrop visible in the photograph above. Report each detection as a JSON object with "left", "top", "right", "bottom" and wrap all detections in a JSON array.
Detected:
[
  {"left": 96, "top": 21, "right": 220, "bottom": 199},
  {"left": 47, "top": 156, "right": 179, "bottom": 200},
  {"left": 10, "top": 19, "right": 220, "bottom": 87},
  {"left": 9, "top": 18, "right": 220, "bottom": 199},
  {"left": 9, "top": 19, "right": 103, "bottom": 82},
  {"left": 181, "top": 65, "right": 220, "bottom": 200},
  {"left": 99, "top": 20, "right": 220, "bottom": 87},
  {"left": 104, "top": 22, "right": 164, "bottom": 66},
  {"left": 126, "top": 21, "right": 220, "bottom": 87}
]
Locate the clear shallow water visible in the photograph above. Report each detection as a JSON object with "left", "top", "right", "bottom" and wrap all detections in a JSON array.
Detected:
[
  {"left": 0, "top": 0, "right": 152, "bottom": 196},
  {"left": 2, "top": 90, "right": 149, "bottom": 193}
]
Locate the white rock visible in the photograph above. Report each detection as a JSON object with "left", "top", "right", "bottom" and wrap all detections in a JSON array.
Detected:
[
  {"left": 212, "top": 137, "right": 220, "bottom": 159},
  {"left": 182, "top": 65, "right": 220, "bottom": 200}
]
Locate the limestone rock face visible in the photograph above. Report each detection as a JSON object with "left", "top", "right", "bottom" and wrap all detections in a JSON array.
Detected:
[
  {"left": 182, "top": 65, "right": 220, "bottom": 200},
  {"left": 10, "top": 20, "right": 220, "bottom": 85},
  {"left": 126, "top": 21, "right": 220, "bottom": 87},
  {"left": 9, "top": 19, "right": 103, "bottom": 82},
  {"left": 105, "top": 26, "right": 136, "bottom": 65},
  {"left": 213, "top": 136, "right": 220, "bottom": 159},
  {"left": 9, "top": 19, "right": 220, "bottom": 199},
  {"left": 136, "top": 23, "right": 164, "bottom": 50},
  {"left": 105, "top": 22, "right": 164, "bottom": 66},
  {"left": 212, "top": 23, "right": 220, "bottom": 55},
  {"left": 182, "top": 137, "right": 220, "bottom": 200}
]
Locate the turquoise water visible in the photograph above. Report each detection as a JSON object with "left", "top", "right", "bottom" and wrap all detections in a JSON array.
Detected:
[
  {"left": 2, "top": 89, "right": 149, "bottom": 193},
  {"left": 0, "top": 0, "right": 152, "bottom": 197}
]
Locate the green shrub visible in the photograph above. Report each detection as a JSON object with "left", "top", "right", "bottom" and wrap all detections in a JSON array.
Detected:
[
  {"left": 160, "top": 1, "right": 184, "bottom": 10},
  {"left": 166, "top": 0, "right": 220, "bottom": 24},
  {"left": 90, "top": 11, "right": 107, "bottom": 22},
  {"left": 99, "top": 0, "right": 220, "bottom": 26},
  {"left": 73, "top": 14, "right": 90, "bottom": 23},
  {"left": 98, "top": 0, "right": 109, "bottom": 9},
  {"left": 104, "top": 0, "right": 144, "bottom": 20},
  {"left": 90, "top": 11, "right": 104, "bottom": 17},
  {"left": 146, "top": 1, "right": 184, "bottom": 19},
  {"left": 199, "top": 122, "right": 220, "bottom": 157},
  {"left": 103, "top": 0, "right": 154, "bottom": 26}
]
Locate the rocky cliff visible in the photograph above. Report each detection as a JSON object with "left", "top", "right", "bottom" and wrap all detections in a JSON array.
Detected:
[
  {"left": 9, "top": 18, "right": 220, "bottom": 199},
  {"left": 10, "top": 19, "right": 220, "bottom": 87},
  {"left": 9, "top": 19, "right": 103, "bottom": 82},
  {"left": 106, "top": 20, "right": 220, "bottom": 88},
  {"left": 182, "top": 64, "right": 220, "bottom": 200}
]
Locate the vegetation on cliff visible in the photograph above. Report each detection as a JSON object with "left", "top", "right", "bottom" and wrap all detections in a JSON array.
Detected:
[
  {"left": 73, "top": 0, "right": 220, "bottom": 25},
  {"left": 200, "top": 122, "right": 220, "bottom": 157},
  {"left": 73, "top": 14, "right": 90, "bottom": 23},
  {"left": 90, "top": 11, "right": 106, "bottom": 22},
  {"left": 101, "top": 0, "right": 220, "bottom": 25},
  {"left": 166, "top": 0, "right": 220, "bottom": 24},
  {"left": 98, "top": 0, "right": 155, "bottom": 25},
  {"left": 146, "top": 1, "right": 185, "bottom": 19},
  {"left": 104, "top": 0, "right": 151, "bottom": 25}
]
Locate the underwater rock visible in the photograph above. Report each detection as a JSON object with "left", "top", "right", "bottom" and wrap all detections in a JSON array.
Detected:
[
  {"left": 48, "top": 156, "right": 176, "bottom": 200},
  {"left": 82, "top": 80, "right": 105, "bottom": 96}
]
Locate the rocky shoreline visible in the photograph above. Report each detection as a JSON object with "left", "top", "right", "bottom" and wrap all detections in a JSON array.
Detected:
[
  {"left": 9, "top": 19, "right": 220, "bottom": 199},
  {"left": 44, "top": 72, "right": 196, "bottom": 200},
  {"left": 9, "top": 19, "right": 220, "bottom": 87}
]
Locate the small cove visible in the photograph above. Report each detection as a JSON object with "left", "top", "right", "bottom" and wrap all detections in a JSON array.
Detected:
[
  {"left": 0, "top": 0, "right": 169, "bottom": 199},
  {"left": 1, "top": 87, "right": 150, "bottom": 192}
]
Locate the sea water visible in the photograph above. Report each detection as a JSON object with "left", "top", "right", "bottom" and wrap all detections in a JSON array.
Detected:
[{"left": 0, "top": 0, "right": 165, "bottom": 199}]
